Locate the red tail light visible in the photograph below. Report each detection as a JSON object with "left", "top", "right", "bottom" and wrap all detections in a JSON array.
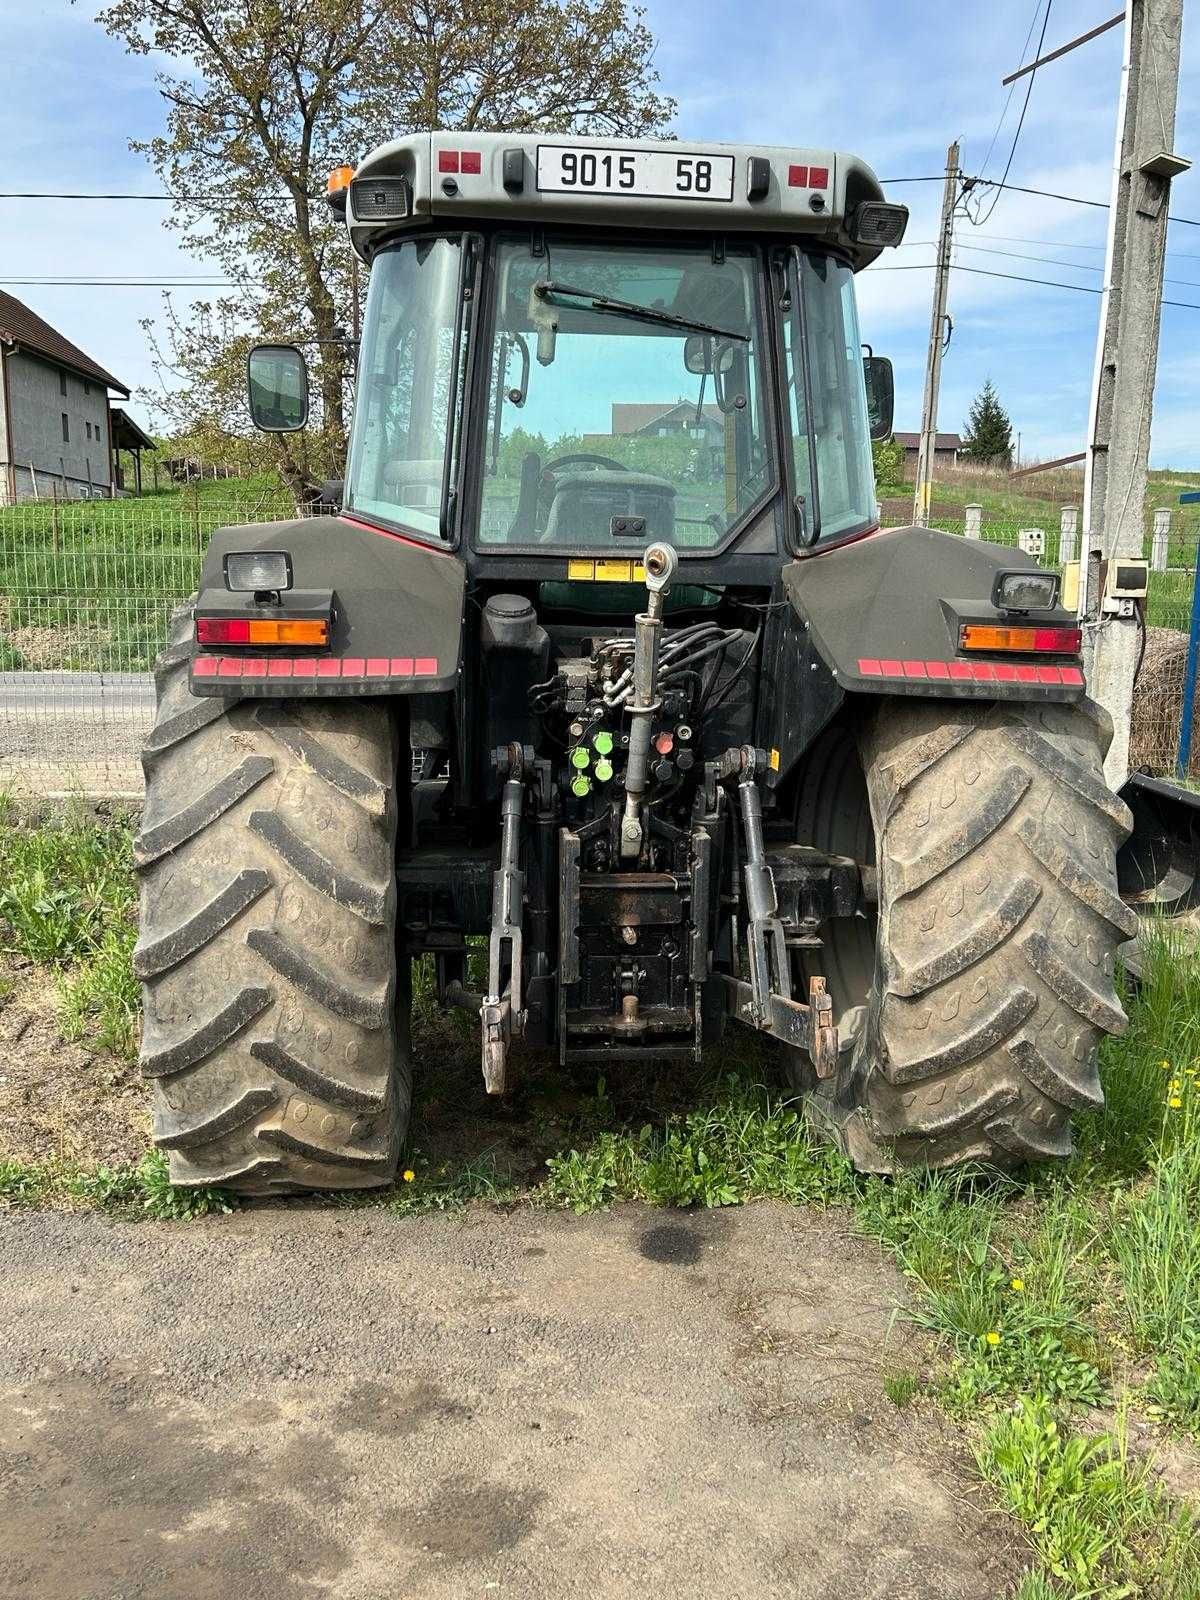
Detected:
[
  {"left": 196, "top": 617, "right": 329, "bottom": 647},
  {"left": 959, "top": 624, "right": 1082, "bottom": 654}
]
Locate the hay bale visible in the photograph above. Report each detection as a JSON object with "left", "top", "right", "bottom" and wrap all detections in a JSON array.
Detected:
[{"left": 1130, "top": 627, "right": 1200, "bottom": 777}]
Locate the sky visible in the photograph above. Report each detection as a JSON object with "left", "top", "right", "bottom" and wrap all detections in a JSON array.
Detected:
[{"left": 1, "top": 0, "right": 1198, "bottom": 466}]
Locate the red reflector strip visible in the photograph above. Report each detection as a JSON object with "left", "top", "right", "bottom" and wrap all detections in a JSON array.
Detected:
[
  {"left": 460, "top": 150, "right": 481, "bottom": 174},
  {"left": 194, "top": 656, "right": 440, "bottom": 681},
  {"left": 858, "top": 658, "right": 1083, "bottom": 687},
  {"left": 788, "top": 164, "right": 809, "bottom": 187},
  {"left": 438, "top": 150, "right": 460, "bottom": 173},
  {"left": 809, "top": 165, "right": 829, "bottom": 188}
]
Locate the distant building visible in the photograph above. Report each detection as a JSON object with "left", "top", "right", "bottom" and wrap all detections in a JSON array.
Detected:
[
  {"left": 893, "top": 430, "right": 963, "bottom": 471},
  {"left": 0, "top": 291, "right": 131, "bottom": 503},
  {"left": 611, "top": 401, "right": 724, "bottom": 444}
]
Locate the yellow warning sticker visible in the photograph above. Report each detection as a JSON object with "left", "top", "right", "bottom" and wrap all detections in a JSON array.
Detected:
[
  {"left": 769, "top": 748, "right": 781, "bottom": 771},
  {"left": 567, "top": 559, "right": 646, "bottom": 582}
]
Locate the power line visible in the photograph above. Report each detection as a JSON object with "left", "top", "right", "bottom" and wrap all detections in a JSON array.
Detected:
[
  {"left": 0, "top": 190, "right": 302, "bottom": 202},
  {"left": 967, "top": 0, "right": 1055, "bottom": 228},
  {"left": 0, "top": 277, "right": 252, "bottom": 287},
  {"left": 870, "top": 258, "right": 1200, "bottom": 309},
  {"left": 967, "top": 175, "right": 1200, "bottom": 226},
  {"left": 953, "top": 239, "right": 1200, "bottom": 287},
  {"left": 977, "top": 0, "right": 1046, "bottom": 179}
]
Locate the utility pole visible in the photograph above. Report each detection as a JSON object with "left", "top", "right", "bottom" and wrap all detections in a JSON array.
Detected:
[
  {"left": 913, "top": 141, "right": 959, "bottom": 527},
  {"left": 1082, "top": 0, "right": 1188, "bottom": 787}
]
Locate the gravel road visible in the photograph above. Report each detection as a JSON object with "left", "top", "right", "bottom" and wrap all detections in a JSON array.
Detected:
[{"left": 0, "top": 1200, "right": 1021, "bottom": 1600}]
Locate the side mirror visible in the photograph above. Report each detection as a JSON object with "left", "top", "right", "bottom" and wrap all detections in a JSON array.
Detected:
[
  {"left": 863, "top": 353, "right": 894, "bottom": 442},
  {"left": 684, "top": 333, "right": 735, "bottom": 376},
  {"left": 247, "top": 343, "right": 309, "bottom": 432}
]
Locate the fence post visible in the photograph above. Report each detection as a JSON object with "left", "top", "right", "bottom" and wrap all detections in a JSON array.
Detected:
[
  {"left": 964, "top": 503, "right": 982, "bottom": 539},
  {"left": 1151, "top": 507, "right": 1171, "bottom": 572},
  {"left": 1177, "top": 543, "right": 1200, "bottom": 777},
  {"left": 1059, "top": 505, "right": 1078, "bottom": 565}
]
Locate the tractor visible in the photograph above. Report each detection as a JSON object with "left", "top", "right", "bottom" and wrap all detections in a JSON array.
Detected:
[{"left": 133, "top": 131, "right": 1190, "bottom": 1193}]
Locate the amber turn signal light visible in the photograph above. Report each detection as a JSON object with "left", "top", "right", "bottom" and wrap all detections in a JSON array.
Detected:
[
  {"left": 195, "top": 617, "right": 329, "bottom": 647},
  {"left": 959, "top": 623, "right": 1081, "bottom": 654}
]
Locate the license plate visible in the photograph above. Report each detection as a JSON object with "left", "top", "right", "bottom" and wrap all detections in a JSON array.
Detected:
[{"left": 536, "top": 145, "right": 735, "bottom": 203}]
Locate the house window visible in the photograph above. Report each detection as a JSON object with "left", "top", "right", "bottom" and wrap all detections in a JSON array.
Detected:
[
  {"left": 83, "top": 380, "right": 91, "bottom": 395},
  {"left": 59, "top": 371, "right": 67, "bottom": 397},
  {"left": 61, "top": 413, "right": 70, "bottom": 444},
  {"left": 85, "top": 421, "right": 92, "bottom": 441}
]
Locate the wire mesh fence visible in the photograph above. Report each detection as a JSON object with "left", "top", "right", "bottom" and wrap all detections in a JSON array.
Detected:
[
  {"left": 0, "top": 494, "right": 319, "bottom": 795},
  {"left": 1, "top": 496, "right": 1197, "bottom": 795}
]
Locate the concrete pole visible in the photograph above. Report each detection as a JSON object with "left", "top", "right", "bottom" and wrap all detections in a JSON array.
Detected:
[
  {"left": 1081, "top": 0, "right": 1187, "bottom": 788},
  {"left": 1060, "top": 505, "right": 1079, "bottom": 564},
  {"left": 913, "top": 142, "right": 959, "bottom": 528},
  {"left": 1150, "top": 507, "right": 1171, "bottom": 570},
  {"left": 964, "top": 503, "right": 983, "bottom": 539}
]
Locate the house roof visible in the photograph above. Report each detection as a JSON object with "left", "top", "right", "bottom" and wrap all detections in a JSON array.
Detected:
[
  {"left": 612, "top": 401, "right": 723, "bottom": 434},
  {"left": 0, "top": 291, "right": 129, "bottom": 396},
  {"left": 110, "top": 408, "right": 156, "bottom": 452},
  {"left": 893, "top": 431, "right": 963, "bottom": 451}
]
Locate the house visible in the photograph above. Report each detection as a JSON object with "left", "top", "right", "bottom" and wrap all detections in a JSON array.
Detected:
[
  {"left": 611, "top": 401, "right": 724, "bottom": 444},
  {"left": 0, "top": 291, "right": 131, "bottom": 503},
  {"left": 893, "top": 431, "right": 963, "bottom": 471}
]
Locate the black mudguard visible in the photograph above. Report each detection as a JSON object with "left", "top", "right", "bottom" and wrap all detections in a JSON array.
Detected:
[
  {"left": 189, "top": 515, "right": 465, "bottom": 698},
  {"left": 782, "top": 525, "right": 1085, "bottom": 703}
]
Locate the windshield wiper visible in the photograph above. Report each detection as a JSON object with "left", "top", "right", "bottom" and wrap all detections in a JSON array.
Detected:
[{"left": 533, "top": 280, "right": 749, "bottom": 343}]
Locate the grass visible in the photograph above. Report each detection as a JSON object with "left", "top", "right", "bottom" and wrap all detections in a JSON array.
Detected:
[
  {"left": 0, "top": 799, "right": 139, "bottom": 1060},
  {"left": 978, "top": 1396, "right": 1199, "bottom": 1597},
  {"left": 2, "top": 809, "right": 1200, "bottom": 1592},
  {"left": 0, "top": 1148, "right": 234, "bottom": 1219}
]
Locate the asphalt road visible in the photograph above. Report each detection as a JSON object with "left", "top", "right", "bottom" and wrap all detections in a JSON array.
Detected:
[{"left": 0, "top": 1201, "right": 1021, "bottom": 1600}]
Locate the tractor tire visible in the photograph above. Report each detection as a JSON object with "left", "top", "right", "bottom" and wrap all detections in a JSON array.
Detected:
[
  {"left": 802, "top": 697, "right": 1138, "bottom": 1172},
  {"left": 133, "top": 603, "right": 409, "bottom": 1194}
]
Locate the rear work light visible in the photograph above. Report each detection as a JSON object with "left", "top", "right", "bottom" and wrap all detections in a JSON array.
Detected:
[
  {"left": 195, "top": 617, "right": 329, "bottom": 647},
  {"left": 850, "top": 201, "right": 909, "bottom": 247},
  {"left": 959, "top": 623, "right": 1082, "bottom": 654}
]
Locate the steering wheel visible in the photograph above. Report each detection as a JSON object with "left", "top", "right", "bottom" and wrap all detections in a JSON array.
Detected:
[{"left": 543, "top": 453, "right": 629, "bottom": 478}]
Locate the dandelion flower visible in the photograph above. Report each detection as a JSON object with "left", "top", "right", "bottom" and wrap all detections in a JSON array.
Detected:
[
  {"left": 1010, "top": 1278, "right": 1025, "bottom": 1293},
  {"left": 403, "top": 1168, "right": 416, "bottom": 1182},
  {"left": 1161, "top": 1059, "right": 1173, "bottom": 1070},
  {"left": 1169, "top": 1097, "right": 1183, "bottom": 1110},
  {"left": 986, "top": 1331, "right": 1002, "bottom": 1346}
]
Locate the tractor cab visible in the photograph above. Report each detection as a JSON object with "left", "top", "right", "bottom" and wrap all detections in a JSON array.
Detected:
[{"left": 256, "top": 132, "right": 905, "bottom": 567}]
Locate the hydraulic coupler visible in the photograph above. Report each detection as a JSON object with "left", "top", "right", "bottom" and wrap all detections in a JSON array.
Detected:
[{"left": 620, "top": 542, "right": 678, "bottom": 860}]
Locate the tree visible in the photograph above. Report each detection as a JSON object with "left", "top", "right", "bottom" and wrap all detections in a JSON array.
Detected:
[
  {"left": 92, "top": 0, "right": 675, "bottom": 491},
  {"left": 961, "top": 379, "right": 1014, "bottom": 467}
]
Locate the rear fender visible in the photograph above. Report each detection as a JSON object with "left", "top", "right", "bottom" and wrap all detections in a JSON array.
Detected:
[
  {"left": 782, "top": 525, "right": 1085, "bottom": 702},
  {"left": 188, "top": 515, "right": 464, "bottom": 697}
]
